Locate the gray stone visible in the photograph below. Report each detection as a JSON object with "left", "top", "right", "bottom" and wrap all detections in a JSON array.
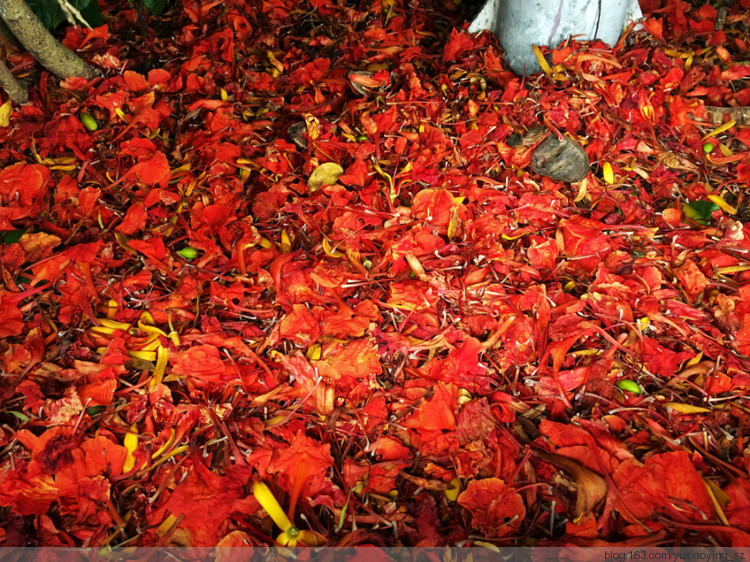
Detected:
[{"left": 531, "top": 134, "right": 590, "bottom": 183}]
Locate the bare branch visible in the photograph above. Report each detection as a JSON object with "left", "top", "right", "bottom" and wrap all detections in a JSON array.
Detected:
[{"left": 0, "top": 0, "right": 97, "bottom": 79}]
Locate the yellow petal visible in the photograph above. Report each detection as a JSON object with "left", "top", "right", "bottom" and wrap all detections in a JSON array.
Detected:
[
  {"left": 306, "top": 344, "right": 322, "bottom": 361},
  {"left": 322, "top": 238, "right": 345, "bottom": 258},
  {"left": 114, "top": 231, "right": 138, "bottom": 255},
  {"left": 444, "top": 477, "right": 461, "bottom": 502},
  {"left": 702, "top": 119, "right": 736, "bottom": 140},
  {"left": 122, "top": 424, "right": 139, "bottom": 472},
  {"left": 138, "top": 312, "right": 166, "bottom": 334},
  {"left": 602, "top": 162, "right": 614, "bottom": 185},
  {"left": 0, "top": 100, "right": 13, "bottom": 127},
  {"left": 151, "top": 429, "right": 175, "bottom": 459},
  {"left": 90, "top": 326, "right": 116, "bottom": 335},
  {"left": 714, "top": 264, "right": 750, "bottom": 276},
  {"left": 156, "top": 513, "right": 179, "bottom": 536},
  {"left": 253, "top": 481, "right": 293, "bottom": 531},
  {"left": 447, "top": 206, "right": 462, "bottom": 241},
  {"left": 532, "top": 45, "right": 554, "bottom": 75},
  {"left": 704, "top": 479, "right": 731, "bottom": 526},
  {"left": 574, "top": 177, "right": 589, "bottom": 202},
  {"left": 280, "top": 229, "right": 293, "bottom": 253},
  {"left": 706, "top": 194, "right": 737, "bottom": 215},
  {"left": 100, "top": 318, "right": 130, "bottom": 330},
  {"left": 686, "top": 352, "right": 703, "bottom": 367},
  {"left": 150, "top": 345, "right": 168, "bottom": 387},
  {"left": 134, "top": 336, "right": 162, "bottom": 351},
  {"left": 664, "top": 402, "right": 710, "bottom": 414},
  {"left": 266, "top": 51, "right": 284, "bottom": 74},
  {"left": 501, "top": 230, "right": 528, "bottom": 241},
  {"left": 304, "top": 114, "right": 321, "bottom": 140},
  {"left": 297, "top": 530, "right": 325, "bottom": 546},
  {"left": 275, "top": 532, "right": 294, "bottom": 547},
  {"left": 404, "top": 252, "right": 425, "bottom": 277},
  {"left": 128, "top": 350, "right": 157, "bottom": 361}
]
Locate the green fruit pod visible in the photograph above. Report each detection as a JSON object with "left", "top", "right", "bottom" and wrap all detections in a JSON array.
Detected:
[
  {"left": 177, "top": 246, "right": 199, "bottom": 259},
  {"left": 80, "top": 112, "right": 99, "bottom": 132},
  {"left": 616, "top": 379, "right": 641, "bottom": 394}
]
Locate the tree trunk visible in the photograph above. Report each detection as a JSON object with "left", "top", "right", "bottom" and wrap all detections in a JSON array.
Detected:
[
  {"left": 0, "top": 0, "right": 96, "bottom": 79},
  {"left": 0, "top": 56, "right": 26, "bottom": 102}
]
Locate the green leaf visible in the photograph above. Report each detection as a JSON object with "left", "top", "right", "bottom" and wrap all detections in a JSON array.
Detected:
[
  {"left": 7, "top": 410, "right": 30, "bottom": 422},
  {"left": 143, "top": 0, "right": 170, "bottom": 16},
  {"left": 683, "top": 200, "right": 719, "bottom": 225},
  {"left": 1, "top": 229, "right": 24, "bottom": 244},
  {"left": 80, "top": 0, "right": 103, "bottom": 26}
]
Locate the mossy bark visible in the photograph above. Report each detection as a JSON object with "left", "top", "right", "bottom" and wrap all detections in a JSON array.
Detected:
[{"left": 0, "top": 0, "right": 96, "bottom": 79}]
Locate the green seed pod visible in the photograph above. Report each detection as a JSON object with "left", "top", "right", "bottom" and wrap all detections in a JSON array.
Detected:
[
  {"left": 703, "top": 142, "right": 713, "bottom": 154},
  {"left": 616, "top": 379, "right": 641, "bottom": 394},
  {"left": 80, "top": 112, "right": 99, "bottom": 132},
  {"left": 177, "top": 246, "right": 199, "bottom": 259}
]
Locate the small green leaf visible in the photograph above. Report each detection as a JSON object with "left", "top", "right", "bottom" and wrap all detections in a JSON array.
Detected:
[
  {"left": 703, "top": 142, "right": 714, "bottom": 154},
  {"left": 80, "top": 0, "right": 103, "bottom": 26},
  {"left": 177, "top": 246, "right": 199, "bottom": 259},
  {"left": 683, "top": 200, "right": 719, "bottom": 225},
  {"left": 616, "top": 379, "right": 642, "bottom": 395},
  {"left": 1, "top": 229, "right": 24, "bottom": 244},
  {"left": 143, "top": 0, "right": 170, "bottom": 16},
  {"left": 7, "top": 410, "right": 30, "bottom": 422}
]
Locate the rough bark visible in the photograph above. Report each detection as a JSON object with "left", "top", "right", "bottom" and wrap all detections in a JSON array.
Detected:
[
  {"left": 0, "top": 16, "right": 19, "bottom": 47},
  {"left": 0, "top": 0, "right": 96, "bottom": 79},
  {"left": 0, "top": 55, "right": 26, "bottom": 102}
]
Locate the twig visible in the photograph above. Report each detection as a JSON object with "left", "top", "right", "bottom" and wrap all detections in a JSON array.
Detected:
[{"left": 56, "top": 0, "right": 92, "bottom": 28}]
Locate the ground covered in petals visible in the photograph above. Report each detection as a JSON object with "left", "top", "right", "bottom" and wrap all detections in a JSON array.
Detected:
[{"left": 2, "top": 0, "right": 750, "bottom": 547}]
